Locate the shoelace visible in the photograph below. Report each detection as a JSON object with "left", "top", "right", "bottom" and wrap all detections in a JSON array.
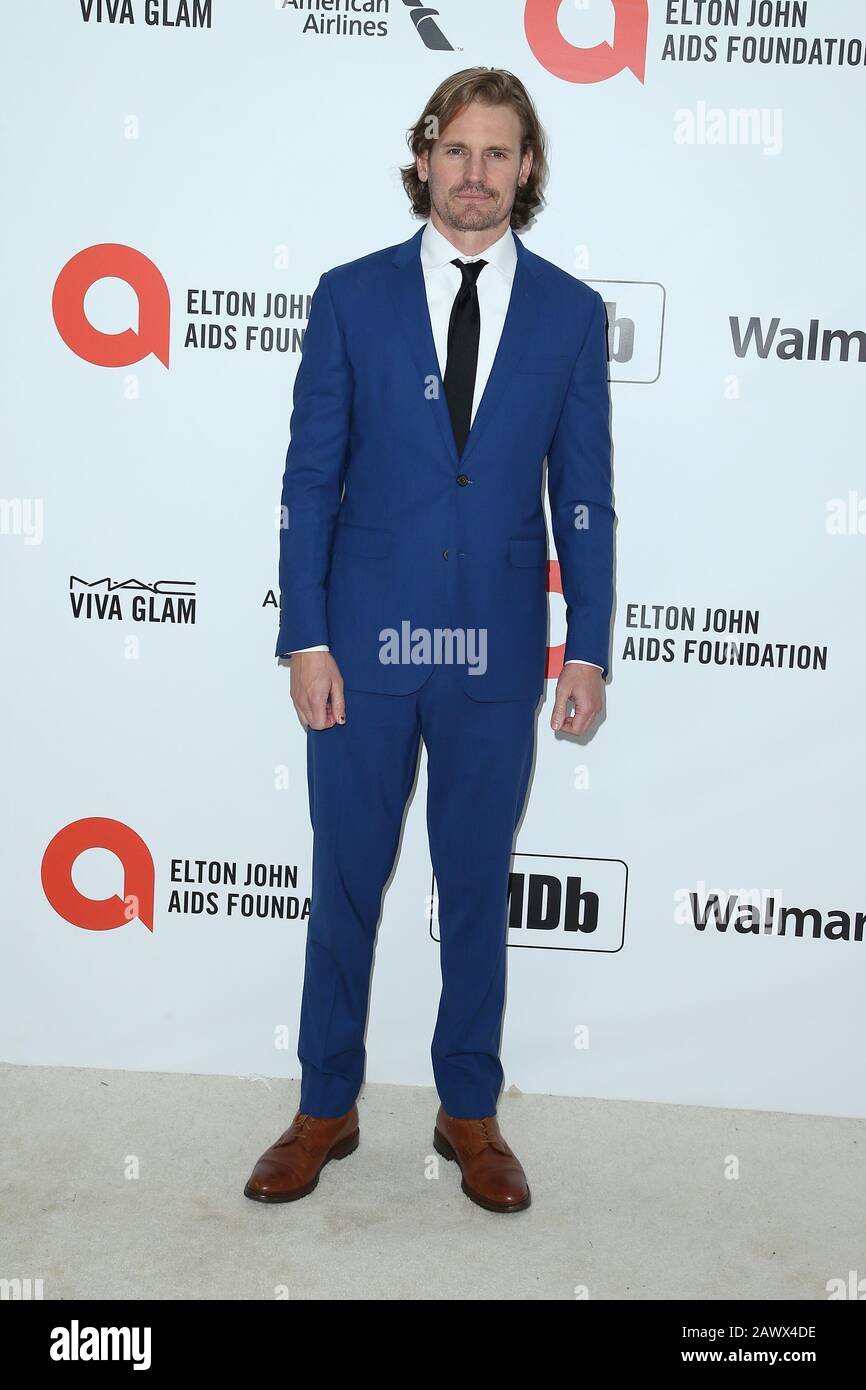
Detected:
[
  {"left": 275, "top": 1113, "right": 314, "bottom": 1150},
  {"left": 467, "top": 1118, "right": 512, "bottom": 1158}
]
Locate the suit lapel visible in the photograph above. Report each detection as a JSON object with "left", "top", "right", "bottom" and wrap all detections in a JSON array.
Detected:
[
  {"left": 459, "top": 232, "right": 543, "bottom": 468},
  {"left": 387, "top": 225, "right": 459, "bottom": 467},
  {"left": 386, "top": 224, "right": 545, "bottom": 469}
]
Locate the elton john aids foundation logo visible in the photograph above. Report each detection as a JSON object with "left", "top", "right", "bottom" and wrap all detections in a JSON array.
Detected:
[
  {"left": 52, "top": 243, "right": 170, "bottom": 368},
  {"left": 41, "top": 818, "right": 155, "bottom": 932},
  {"left": 525, "top": 0, "right": 648, "bottom": 84}
]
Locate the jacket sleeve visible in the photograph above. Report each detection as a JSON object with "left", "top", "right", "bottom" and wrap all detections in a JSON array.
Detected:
[
  {"left": 546, "top": 289, "right": 615, "bottom": 679},
  {"left": 275, "top": 270, "right": 353, "bottom": 658}
]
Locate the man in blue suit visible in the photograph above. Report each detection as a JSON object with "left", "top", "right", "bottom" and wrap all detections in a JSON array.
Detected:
[{"left": 245, "top": 68, "right": 614, "bottom": 1213}]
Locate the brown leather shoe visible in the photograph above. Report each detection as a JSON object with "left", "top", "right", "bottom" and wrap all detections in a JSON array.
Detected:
[
  {"left": 433, "top": 1105, "right": 531, "bottom": 1213},
  {"left": 243, "top": 1105, "right": 359, "bottom": 1203}
]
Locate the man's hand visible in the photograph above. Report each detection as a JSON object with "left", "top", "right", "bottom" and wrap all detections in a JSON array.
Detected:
[
  {"left": 550, "top": 664, "right": 604, "bottom": 737},
  {"left": 290, "top": 651, "right": 346, "bottom": 730}
]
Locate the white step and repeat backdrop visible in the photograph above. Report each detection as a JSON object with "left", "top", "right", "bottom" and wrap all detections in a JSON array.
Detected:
[{"left": 2, "top": 1, "right": 864, "bottom": 1118}]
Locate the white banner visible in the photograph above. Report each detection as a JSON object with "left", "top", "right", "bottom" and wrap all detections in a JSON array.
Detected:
[{"left": 2, "top": 0, "right": 864, "bottom": 1119}]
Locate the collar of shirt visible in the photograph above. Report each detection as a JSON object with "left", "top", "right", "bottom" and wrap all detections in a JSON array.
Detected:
[{"left": 420, "top": 216, "right": 517, "bottom": 284}]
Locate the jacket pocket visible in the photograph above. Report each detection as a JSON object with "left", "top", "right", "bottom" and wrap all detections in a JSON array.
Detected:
[
  {"left": 332, "top": 520, "right": 394, "bottom": 558},
  {"left": 508, "top": 535, "right": 548, "bottom": 567}
]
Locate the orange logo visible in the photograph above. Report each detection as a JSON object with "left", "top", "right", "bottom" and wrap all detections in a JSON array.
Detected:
[
  {"left": 546, "top": 559, "right": 568, "bottom": 678},
  {"left": 525, "top": 0, "right": 648, "bottom": 84},
  {"left": 52, "top": 244, "right": 170, "bottom": 367},
  {"left": 41, "top": 817, "right": 155, "bottom": 932}
]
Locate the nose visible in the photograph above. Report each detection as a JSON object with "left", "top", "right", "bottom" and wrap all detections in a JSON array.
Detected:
[{"left": 464, "top": 153, "right": 485, "bottom": 185}]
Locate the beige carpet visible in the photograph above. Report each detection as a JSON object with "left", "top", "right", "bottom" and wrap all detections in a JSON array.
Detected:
[{"left": 1, "top": 1062, "right": 861, "bottom": 1300}]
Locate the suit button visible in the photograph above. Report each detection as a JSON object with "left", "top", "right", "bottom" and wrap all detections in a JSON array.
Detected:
[
  {"left": 456, "top": 474, "right": 470, "bottom": 486},
  {"left": 442, "top": 548, "right": 449, "bottom": 559}
]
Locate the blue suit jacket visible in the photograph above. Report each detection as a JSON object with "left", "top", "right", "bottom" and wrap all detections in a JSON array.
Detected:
[{"left": 275, "top": 223, "right": 614, "bottom": 702}]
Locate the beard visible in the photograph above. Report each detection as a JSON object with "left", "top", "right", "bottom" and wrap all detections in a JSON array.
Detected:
[{"left": 433, "top": 183, "right": 512, "bottom": 232}]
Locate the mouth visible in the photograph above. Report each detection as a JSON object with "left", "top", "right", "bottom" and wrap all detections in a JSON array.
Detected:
[{"left": 456, "top": 191, "right": 491, "bottom": 201}]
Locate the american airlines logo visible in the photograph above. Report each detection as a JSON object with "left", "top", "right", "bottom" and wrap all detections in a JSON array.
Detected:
[
  {"left": 429, "top": 853, "right": 628, "bottom": 952},
  {"left": 402, "top": 1, "right": 453, "bottom": 50},
  {"left": 281, "top": 0, "right": 454, "bottom": 47}
]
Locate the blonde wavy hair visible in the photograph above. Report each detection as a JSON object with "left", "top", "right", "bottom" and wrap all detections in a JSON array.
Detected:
[{"left": 400, "top": 67, "right": 549, "bottom": 231}]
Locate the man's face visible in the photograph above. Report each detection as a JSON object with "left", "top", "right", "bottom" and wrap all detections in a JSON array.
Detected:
[{"left": 417, "top": 100, "right": 532, "bottom": 234}]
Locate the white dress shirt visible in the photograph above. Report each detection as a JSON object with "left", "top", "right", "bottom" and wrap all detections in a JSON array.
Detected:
[{"left": 287, "top": 218, "right": 599, "bottom": 672}]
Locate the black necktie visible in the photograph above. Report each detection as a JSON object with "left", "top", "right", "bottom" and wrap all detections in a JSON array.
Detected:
[{"left": 443, "top": 257, "right": 487, "bottom": 457}]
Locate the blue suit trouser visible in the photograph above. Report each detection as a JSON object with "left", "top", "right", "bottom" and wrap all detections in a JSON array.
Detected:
[{"left": 297, "top": 660, "right": 537, "bottom": 1120}]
